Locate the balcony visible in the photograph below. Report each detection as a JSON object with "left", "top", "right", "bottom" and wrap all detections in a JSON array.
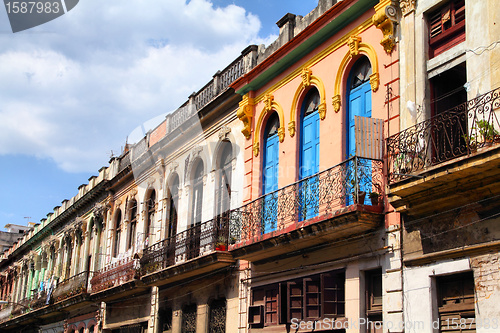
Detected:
[
  {"left": 50, "top": 271, "right": 89, "bottom": 304},
  {"left": 229, "top": 157, "right": 384, "bottom": 262},
  {"left": 90, "top": 258, "right": 140, "bottom": 296},
  {"left": 140, "top": 217, "right": 235, "bottom": 286},
  {"left": 387, "top": 87, "right": 500, "bottom": 216}
]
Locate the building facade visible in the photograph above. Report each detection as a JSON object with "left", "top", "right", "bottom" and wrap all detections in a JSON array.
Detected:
[
  {"left": 390, "top": 0, "right": 500, "bottom": 332},
  {"left": 1, "top": 0, "right": 499, "bottom": 333}
]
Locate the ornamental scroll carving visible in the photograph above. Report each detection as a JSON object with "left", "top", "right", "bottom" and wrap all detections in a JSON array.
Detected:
[
  {"left": 372, "top": 0, "right": 399, "bottom": 54},
  {"left": 237, "top": 95, "right": 255, "bottom": 139}
]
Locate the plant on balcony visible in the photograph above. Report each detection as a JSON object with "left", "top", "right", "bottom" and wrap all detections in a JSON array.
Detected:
[
  {"left": 369, "top": 191, "right": 380, "bottom": 206},
  {"left": 476, "top": 119, "right": 499, "bottom": 144},
  {"left": 350, "top": 178, "right": 366, "bottom": 204},
  {"left": 215, "top": 236, "right": 226, "bottom": 251}
]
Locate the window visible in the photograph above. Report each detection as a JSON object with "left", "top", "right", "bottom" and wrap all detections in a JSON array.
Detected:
[
  {"left": 127, "top": 201, "right": 137, "bottom": 251},
  {"left": 191, "top": 162, "right": 204, "bottom": 225},
  {"left": 436, "top": 272, "right": 475, "bottom": 332},
  {"left": 209, "top": 299, "right": 226, "bottom": 333},
  {"left": 365, "top": 269, "right": 383, "bottom": 333},
  {"left": 430, "top": 63, "right": 467, "bottom": 162},
  {"left": 262, "top": 113, "right": 280, "bottom": 234},
  {"left": 146, "top": 190, "right": 156, "bottom": 243},
  {"left": 429, "top": 0, "right": 465, "bottom": 58},
  {"left": 182, "top": 304, "right": 197, "bottom": 333},
  {"left": 167, "top": 175, "right": 179, "bottom": 239},
  {"left": 188, "top": 162, "right": 203, "bottom": 259},
  {"left": 159, "top": 307, "right": 172, "bottom": 332},
  {"left": 113, "top": 210, "right": 122, "bottom": 258},
  {"left": 299, "top": 88, "right": 320, "bottom": 220},
  {"left": 215, "top": 142, "right": 232, "bottom": 220},
  {"left": 249, "top": 270, "right": 345, "bottom": 327}
]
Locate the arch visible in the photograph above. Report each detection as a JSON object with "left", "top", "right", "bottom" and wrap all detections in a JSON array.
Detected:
[
  {"left": 144, "top": 189, "right": 156, "bottom": 244},
  {"left": 113, "top": 209, "right": 122, "bottom": 258},
  {"left": 127, "top": 198, "right": 138, "bottom": 251},
  {"left": 332, "top": 38, "right": 380, "bottom": 113},
  {"left": 190, "top": 159, "right": 204, "bottom": 226},
  {"left": 76, "top": 322, "right": 86, "bottom": 332},
  {"left": 166, "top": 173, "right": 180, "bottom": 240},
  {"left": 253, "top": 94, "right": 285, "bottom": 156},
  {"left": 214, "top": 141, "right": 233, "bottom": 221},
  {"left": 289, "top": 69, "right": 327, "bottom": 137}
]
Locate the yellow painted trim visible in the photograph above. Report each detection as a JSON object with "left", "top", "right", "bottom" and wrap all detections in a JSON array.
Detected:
[
  {"left": 254, "top": 17, "right": 374, "bottom": 104},
  {"left": 253, "top": 95, "right": 285, "bottom": 156},
  {"left": 289, "top": 74, "right": 327, "bottom": 137},
  {"left": 332, "top": 41, "right": 379, "bottom": 112}
]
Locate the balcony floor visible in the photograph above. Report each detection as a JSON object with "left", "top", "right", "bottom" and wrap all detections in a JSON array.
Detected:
[
  {"left": 229, "top": 204, "right": 383, "bottom": 263},
  {"left": 140, "top": 251, "right": 235, "bottom": 287},
  {"left": 389, "top": 145, "right": 500, "bottom": 218}
]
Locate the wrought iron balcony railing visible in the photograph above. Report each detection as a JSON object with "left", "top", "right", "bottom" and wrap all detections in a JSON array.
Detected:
[
  {"left": 51, "top": 271, "right": 89, "bottom": 303},
  {"left": 387, "top": 87, "right": 500, "bottom": 183},
  {"left": 140, "top": 216, "right": 229, "bottom": 276},
  {"left": 229, "top": 156, "right": 384, "bottom": 242},
  {"left": 90, "top": 258, "right": 139, "bottom": 293}
]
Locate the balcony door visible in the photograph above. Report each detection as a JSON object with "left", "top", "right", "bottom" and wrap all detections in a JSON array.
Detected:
[
  {"left": 299, "top": 88, "right": 320, "bottom": 220},
  {"left": 188, "top": 161, "right": 203, "bottom": 260},
  {"left": 347, "top": 57, "right": 372, "bottom": 203},
  {"left": 262, "top": 113, "right": 280, "bottom": 234}
]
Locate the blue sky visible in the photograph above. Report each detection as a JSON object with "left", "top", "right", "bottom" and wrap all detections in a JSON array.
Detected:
[{"left": 0, "top": 0, "right": 318, "bottom": 229}]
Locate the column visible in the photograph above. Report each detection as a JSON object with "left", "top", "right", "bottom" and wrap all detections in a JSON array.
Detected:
[{"left": 83, "top": 227, "right": 91, "bottom": 273}]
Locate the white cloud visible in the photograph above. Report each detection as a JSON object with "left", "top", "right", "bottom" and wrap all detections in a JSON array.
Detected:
[{"left": 0, "top": 0, "right": 269, "bottom": 173}]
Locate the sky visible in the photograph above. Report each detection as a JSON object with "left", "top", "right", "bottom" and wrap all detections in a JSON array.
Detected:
[{"left": 0, "top": 0, "right": 319, "bottom": 229}]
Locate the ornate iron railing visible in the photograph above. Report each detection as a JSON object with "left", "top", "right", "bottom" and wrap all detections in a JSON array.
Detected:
[
  {"left": 229, "top": 157, "right": 384, "bottom": 242},
  {"left": 52, "top": 271, "right": 88, "bottom": 303},
  {"left": 387, "top": 87, "right": 500, "bottom": 183},
  {"left": 11, "top": 297, "right": 30, "bottom": 317},
  {"left": 140, "top": 216, "right": 229, "bottom": 276},
  {"left": 90, "top": 258, "right": 139, "bottom": 293}
]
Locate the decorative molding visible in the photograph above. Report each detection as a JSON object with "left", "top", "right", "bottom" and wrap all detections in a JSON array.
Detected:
[
  {"left": 191, "top": 145, "right": 203, "bottom": 158},
  {"left": 254, "top": 97, "right": 285, "bottom": 157},
  {"left": 278, "top": 127, "right": 285, "bottom": 143},
  {"left": 332, "top": 95, "right": 341, "bottom": 113},
  {"left": 400, "top": 0, "right": 415, "bottom": 16},
  {"left": 264, "top": 93, "right": 274, "bottom": 112},
  {"left": 301, "top": 67, "right": 312, "bottom": 87},
  {"left": 372, "top": 0, "right": 398, "bottom": 54},
  {"left": 288, "top": 121, "right": 296, "bottom": 137},
  {"left": 369, "top": 72, "right": 380, "bottom": 92},
  {"left": 253, "top": 141, "right": 259, "bottom": 157},
  {"left": 333, "top": 41, "right": 380, "bottom": 113},
  {"left": 236, "top": 94, "right": 255, "bottom": 139},
  {"left": 130, "top": 188, "right": 138, "bottom": 197},
  {"left": 218, "top": 125, "right": 231, "bottom": 140},
  {"left": 169, "top": 161, "right": 179, "bottom": 172},
  {"left": 318, "top": 102, "right": 327, "bottom": 120},
  {"left": 347, "top": 35, "right": 362, "bottom": 57},
  {"left": 289, "top": 70, "right": 327, "bottom": 136}
]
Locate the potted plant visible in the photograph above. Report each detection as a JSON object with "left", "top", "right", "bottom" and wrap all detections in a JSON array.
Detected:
[
  {"left": 215, "top": 236, "right": 226, "bottom": 251},
  {"left": 351, "top": 178, "right": 366, "bottom": 204},
  {"left": 476, "top": 119, "right": 499, "bottom": 145},
  {"left": 369, "top": 191, "right": 380, "bottom": 206}
]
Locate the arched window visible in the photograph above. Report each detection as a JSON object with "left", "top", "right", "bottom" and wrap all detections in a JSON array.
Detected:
[
  {"left": 146, "top": 191, "right": 156, "bottom": 244},
  {"left": 262, "top": 112, "right": 280, "bottom": 234},
  {"left": 299, "top": 88, "right": 320, "bottom": 220},
  {"left": 188, "top": 161, "right": 204, "bottom": 260},
  {"left": 127, "top": 200, "right": 137, "bottom": 251},
  {"left": 347, "top": 56, "right": 372, "bottom": 204},
  {"left": 215, "top": 142, "right": 232, "bottom": 219},
  {"left": 191, "top": 162, "right": 204, "bottom": 226},
  {"left": 113, "top": 210, "right": 122, "bottom": 258},
  {"left": 168, "top": 175, "right": 179, "bottom": 239},
  {"left": 347, "top": 56, "right": 372, "bottom": 158}
]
